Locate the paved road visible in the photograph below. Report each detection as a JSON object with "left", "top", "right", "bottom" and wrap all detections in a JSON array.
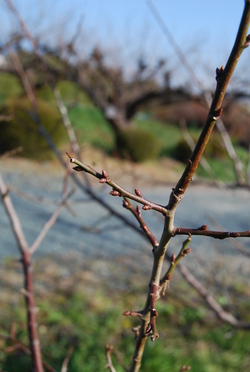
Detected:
[{"left": 1, "top": 168, "right": 250, "bottom": 270}]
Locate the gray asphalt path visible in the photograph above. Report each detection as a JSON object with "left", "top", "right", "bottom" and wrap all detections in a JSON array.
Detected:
[{"left": 1, "top": 169, "right": 250, "bottom": 268}]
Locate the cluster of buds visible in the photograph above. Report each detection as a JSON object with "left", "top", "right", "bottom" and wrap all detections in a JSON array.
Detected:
[{"left": 99, "top": 170, "right": 110, "bottom": 183}]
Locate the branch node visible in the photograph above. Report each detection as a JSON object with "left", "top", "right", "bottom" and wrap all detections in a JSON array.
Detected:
[
  {"left": 122, "top": 200, "right": 129, "bottom": 208},
  {"left": 99, "top": 178, "right": 107, "bottom": 183},
  {"left": 109, "top": 190, "right": 121, "bottom": 197},
  {"left": 215, "top": 65, "right": 225, "bottom": 80},
  {"left": 142, "top": 205, "right": 152, "bottom": 211},
  {"left": 244, "top": 34, "right": 250, "bottom": 47},
  {"left": 182, "top": 247, "right": 191, "bottom": 256},
  {"left": 212, "top": 108, "right": 223, "bottom": 120},
  {"left": 198, "top": 224, "right": 209, "bottom": 230}
]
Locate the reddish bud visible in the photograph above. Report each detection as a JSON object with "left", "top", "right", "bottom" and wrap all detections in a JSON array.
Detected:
[
  {"left": 198, "top": 224, "right": 208, "bottom": 230},
  {"left": 244, "top": 34, "right": 250, "bottom": 47},
  {"left": 99, "top": 178, "right": 107, "bottom": 183},
  {"left": 145, "top": 323, "right": 152, "bottom": 334},
  {"left": 123, "top": 311, "right": 131, "bottom": 316},
  {"left": 215, "top": 65, "right": 224, "bottom": 80},
  {"left": 102, "top": 170, "right": 109, "bottom": 179},
  {"left": 123, "top": 200, "right": 129, "bottom": 208},
  {"left": 183, "top": 248, "right": 191, "bottom": 255},
  {"left": 136, "top": 205, "right": 142, "bottom": 216},
  {"left": 171, "top": 253, "right": 176, "bottom": 263},
  {"left": 212, "top": 108, "right": 223, "bottom": 120},
  {"left": 73, "top": 166, "right": 83, "bottom": 172},
  {"left": 151, "top": 308, "right": 158, "bottom": 317},
  {"left": 135, "top": 188, "right": 142, "bottom": 197},
  {"left": 109, "top": 190, "right": 120, "bottom": 196},
  {"left": 142, "top": 205, "right": 151, "bottom": 211}
]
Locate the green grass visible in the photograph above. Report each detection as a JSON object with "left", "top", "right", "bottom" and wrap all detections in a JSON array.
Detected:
[
  {"left": 0, "top": 73, "right": 23, "bottom": 104},
  {"left": 1, "top": 73, "right": 249, "bottom": 183},
  {"left": 1, "top": 256, "right": 250, "bottom": 372},
  {"left": 68, "top": 104, "right": 115, "bottom": 153}
]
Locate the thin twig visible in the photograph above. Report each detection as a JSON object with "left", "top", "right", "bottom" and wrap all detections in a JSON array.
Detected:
[
  {"left": 106, "top": 345, "right": 116, "bottom": 372},
  {"left": 61, "top": 346, "right": 74, "bottom": 372},
  {"left": 177, "top": 263, "right": 250, "bottom": 329},
  {"left": 67, "top": 153, "right": 168, "bottom": 215},
  {"left": 174, "top": 226, "right": 250, "bottom": 239},
  {"left": 30, "top": 189, "right": 75, "bottom": 254}
]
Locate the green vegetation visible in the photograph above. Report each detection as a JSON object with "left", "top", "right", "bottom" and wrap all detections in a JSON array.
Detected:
[
  {"left": 0, "top": 73, "right": 249, "bottom": 182},
  {"left": 0, "top": 73, "right": 23, "bottom": 104},
  {"left": 116, "top": 128, "right": 160, "bottom": 162},
  {"left": 1, "top": 256, "right": 250, "bottom": 371},
  {"left": 0, "top": 97, "right": 66, "bottom": 159}
]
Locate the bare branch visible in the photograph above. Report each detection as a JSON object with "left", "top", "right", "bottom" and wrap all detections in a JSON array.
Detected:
[
  {"left": 174, "top": 226, "right": 250, "bottom": 239},
  {"left": 0, "top": 172, "right": 29, "bottom": 253},
  {"left": 67, "top": 153, "right": 168, "bottom": 215},
  {"left": 30, "top": 189, "right": 75, "bottom": 255},
  {"left": 177, "top": 263, "right": 250, "bottom": 329},
  {"left": 106, "top": 345, "right": 116, "bottom": 372}
]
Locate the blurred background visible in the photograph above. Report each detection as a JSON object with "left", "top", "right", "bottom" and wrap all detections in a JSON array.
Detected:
[{"left": 1, "top": 1, "right": 250, "bottom": 371}]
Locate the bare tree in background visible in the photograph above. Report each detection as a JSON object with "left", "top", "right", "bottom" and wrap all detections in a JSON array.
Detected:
[{"left": 1, "top": 1, "right": 250, "bottom": 371}]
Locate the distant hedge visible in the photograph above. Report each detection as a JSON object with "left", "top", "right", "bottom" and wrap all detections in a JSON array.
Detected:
[
  {"left": 174, "top": 133, "right": 227, "bottom": 163},
  {"left": 0, "top": 97, "right": 66, "bottom": 159},
  {"left": 116, "top": 128, "right": 160, "bottom": 162}
]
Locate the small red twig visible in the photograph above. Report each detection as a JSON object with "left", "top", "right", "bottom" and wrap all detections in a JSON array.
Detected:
[
  {"left": 174, "top": 227, "right": 250, "bottom": 239},
  {"left": 122, "top": 198, "right": 159, "bottom": 248}
]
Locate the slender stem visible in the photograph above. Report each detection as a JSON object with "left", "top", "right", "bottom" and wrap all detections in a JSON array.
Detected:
[
  {"left": 0, "top": 173, "right": 44, "bottom": 372},
  {"left": 22, "top": 251, "right": 44, "bottom": 372},
  {"left": 67, "top": 154, "right": 168, "bottom": 215},
  {"left": 174, "top": 227, "right": 250, "bottom": 239},
  {"left": 168, "top": 2, "right": 250, "bottom": 208},
  {"left": 130, "top": 3, "right": 250, "bottom": 370}
]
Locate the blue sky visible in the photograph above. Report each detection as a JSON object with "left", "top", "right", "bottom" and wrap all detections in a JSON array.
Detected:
[{"left": 1, "top": 0, "right": 249, "bottom": 88}]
